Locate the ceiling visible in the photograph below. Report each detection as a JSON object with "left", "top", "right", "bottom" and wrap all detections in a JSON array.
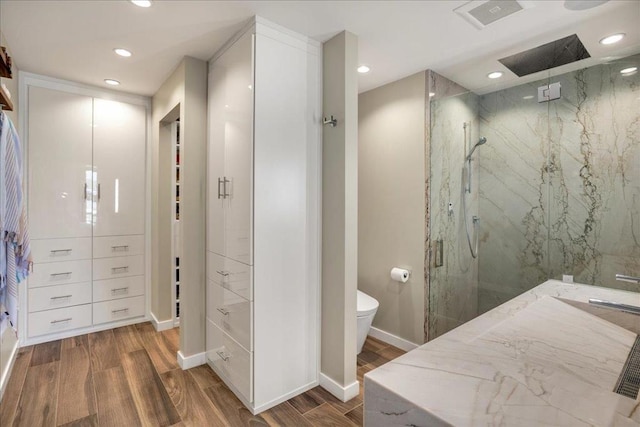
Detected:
[{"left": 1, "top": 1, "right": 639, "bottom": 97}]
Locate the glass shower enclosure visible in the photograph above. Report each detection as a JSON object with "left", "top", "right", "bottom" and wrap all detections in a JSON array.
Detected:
[{"left": 428, "top": 54, "right": 640, "bottom": 340}]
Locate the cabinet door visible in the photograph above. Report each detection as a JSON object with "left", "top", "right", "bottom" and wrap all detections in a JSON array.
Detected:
[
  {"left": 28, "top": 87, "right": 93, "bottom": 239},
  {"left": 208, "top": 31, "right": 254, "bottom": 264},
  {"left": 92, "top": 99, "right": 146, "bottom": 236},
  {"left": 207, "top": 54, "right": 227, "bottom": 256}
]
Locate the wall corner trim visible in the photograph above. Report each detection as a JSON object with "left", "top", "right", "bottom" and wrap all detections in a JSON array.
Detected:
[
  {"left": 177, "top": 350, "right": 206, "bottom": 370},
  {"left": 368, "top": 327, "right": 420, "bottom": 352},
  {"left": 319, "top": 372, "right": 360, "bottom": 402},
  {"left": 151, "top": 312, "right": 174, "bottom": 332}
]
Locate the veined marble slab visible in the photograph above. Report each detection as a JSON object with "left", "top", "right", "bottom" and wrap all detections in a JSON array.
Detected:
[{"left": 365, "top": 280, "right": 640, "bottom": 426}]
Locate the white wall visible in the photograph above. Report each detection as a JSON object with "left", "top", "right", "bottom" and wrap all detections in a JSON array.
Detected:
[
  {"left": 321, "top": 31, "right": 359, "bottom": 397},
  {"left": 358, "top": 71, "right": 426, "bottom": 346},
  {"left": 151, "top": 57, "right": 207, "bottom": 357}
]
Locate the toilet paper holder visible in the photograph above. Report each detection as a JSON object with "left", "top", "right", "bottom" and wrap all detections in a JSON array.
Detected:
[{"left": 390, "top": 267, "right": 411, "bottom": 283}]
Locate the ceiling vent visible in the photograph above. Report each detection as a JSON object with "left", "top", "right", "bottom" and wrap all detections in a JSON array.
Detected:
[{"left": 454, "top": 0, "right": 534, "bottom": 29}]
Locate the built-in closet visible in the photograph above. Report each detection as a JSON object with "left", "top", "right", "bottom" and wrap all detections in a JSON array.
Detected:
[
  {"left": 21, "top": 75, "right": 149, "bottom": 343},
  {"left": 206, "top": 18, "right": 321, "bottom": 414}
]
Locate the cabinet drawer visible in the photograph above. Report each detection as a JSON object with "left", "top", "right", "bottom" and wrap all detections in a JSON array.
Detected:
[
  {"left": 28, "top": 304, "right": 92, "bottom": 337},
  {"left": 93, "top": 235, "right": 144, "bottom": 259},
  {"left": 207, "top": 280, "right": 252, "bottom": 351},
  {"left": 29, "top": 260, "right": 92, "bottom": 288},
  {"left": 93, "top": 255, "right": 144, "bottom": 281},
  {"left": 30, "top": 238, "right": 92, "bottom": 263},
  {"left": 207, "top": 252, "right": 252, "bottom": 301},
  {"left": 207, "top": 320, "right": 252, "bottom": 402},
  {"left": 93, "top": 295, "right": 145, "bottom": 325},
  {"left": 28, "top": 282, "right": 92, "bottom": 313},
  {"left": 93, "top": 276, "right": 145, "bottom": 302}
]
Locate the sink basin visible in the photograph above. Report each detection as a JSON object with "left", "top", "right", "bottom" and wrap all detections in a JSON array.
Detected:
[{"left": 556, "top": 297, "right": 640, "bottom": 335}]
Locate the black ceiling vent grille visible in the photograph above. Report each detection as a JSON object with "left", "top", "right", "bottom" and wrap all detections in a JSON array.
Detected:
[{"left": 498, "top": 34, "right": 591, "bottom": 77}]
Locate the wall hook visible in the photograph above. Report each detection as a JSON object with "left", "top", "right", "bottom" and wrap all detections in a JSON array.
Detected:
[{"left": 323, "top": 115, "right": 338, "bottom": 127}]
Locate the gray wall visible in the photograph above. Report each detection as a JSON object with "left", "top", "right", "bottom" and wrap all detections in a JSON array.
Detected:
[
  {"left": 478, "top": 54, "right": 640, "bottom": 311},
  {"left": 151, "top": 57, "right": 208, "bottom": 357},
  {"left": 321, "top": 31, "right": 358, "bottom": 392},
  {"left": 358, "top": 71, "right": 426, "bottom": 345}
]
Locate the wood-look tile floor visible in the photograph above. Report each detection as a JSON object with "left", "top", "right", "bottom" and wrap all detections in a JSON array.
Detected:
[{"left": 0, "top": 323, "right": 405, "bottom": 426}]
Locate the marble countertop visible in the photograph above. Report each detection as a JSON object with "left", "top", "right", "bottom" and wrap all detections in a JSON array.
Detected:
[{"left": 364, "top": 280, "right": 640, "bottom": 426}]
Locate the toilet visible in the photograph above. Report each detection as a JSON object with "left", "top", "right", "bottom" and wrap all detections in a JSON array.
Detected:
[{"left": 357, "top": 290, "right": 379, "bottom": 354}]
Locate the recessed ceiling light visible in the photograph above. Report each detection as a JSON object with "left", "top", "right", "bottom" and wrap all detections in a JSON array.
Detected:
[
  {"left": 599, "top": 33, "right": 625, "bottom": 45},
  {"left": 104, "top": 79, "right": 120, "bottom": 86},
  {"left": 523, "top": 95, "right": 534, "bottom": 100},
  {"left": 130, "top": 0, "right": 152, "bottom": 7},
  {"left": 487, "top": 71, "right": 503, "bottom": 79},
  {"left": 620, "top": 67, "right": 638, "bottom": 75},
  {"left": 429, "top": 92, "right": 435, "bottom": 97},
  {"left": 357, "top": 65, "right": 370, "bottom": 74},
  {"left": 114, "top": 48, "right": 132, "bottom": 57}
]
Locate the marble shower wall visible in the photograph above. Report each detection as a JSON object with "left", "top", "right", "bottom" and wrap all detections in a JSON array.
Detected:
[
  {"left": 478, "top": 54, "right": 640, "bottom": 313},
  {"left": 428, "top": 72, "right": 481, "bottom": 340}
]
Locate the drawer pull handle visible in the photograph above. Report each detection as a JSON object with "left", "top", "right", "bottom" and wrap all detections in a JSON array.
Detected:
[
  {"left": 51, "top": 272, "right": 72, "bottom": 277},
  {"left": 216, "top": 270, "right": 230, "bottom": 277},
  {"left": 111, "top": 287, "right": 129, "bottom": 294},
  {"left": 111, "top": 245, "right": 129, "bottom": 252},
  {"left": 216, "top": 307, "right": 229, "bottom": 316},
  {"left": 216, "top": 350, "right": 230, "bottom": 361},
  {"left": 51, "top": 318, "right": 72, "bottom": 324},
  {"left": 50, "top": 295, "right": 72, "bottom": 300},
  {"left": 50, "top": 249, "right": 72, "bottom": 254},
  {"left": 112, "top": 308, "right": 130, "bottom": 314},
  {"left": 111, "top": 266, "right": 129, "bottom": 274}
]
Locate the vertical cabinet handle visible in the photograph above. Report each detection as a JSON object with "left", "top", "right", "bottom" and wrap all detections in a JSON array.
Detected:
[
  {"left": 84, "top": 183, "right": 88, "bottom": 200},
  {"left": 97, "top": 183, "right": 101, "bottom": 200},
  {"left": 218, "top": 177, "right": 231, "bottom": 199}
]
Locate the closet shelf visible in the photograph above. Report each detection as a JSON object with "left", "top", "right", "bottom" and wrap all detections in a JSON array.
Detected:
[
  {"left": 0, "top": 47, "right": 12, "bottom": 79},
  {"left": 0, "top": 47, "right": 13, "bottom": 111},
  {"left": 0, "top": 88, "right": 13, "bottom": 111}
]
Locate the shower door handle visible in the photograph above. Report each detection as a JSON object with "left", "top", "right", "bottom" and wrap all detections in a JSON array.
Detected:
[{"left": 433, "top": 239, "right": 444, "bottom": 268}]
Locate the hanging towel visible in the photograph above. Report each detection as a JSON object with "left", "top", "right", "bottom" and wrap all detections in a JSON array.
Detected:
[{"left": 0, "top": 111, "right": 31, "bottom": 332}]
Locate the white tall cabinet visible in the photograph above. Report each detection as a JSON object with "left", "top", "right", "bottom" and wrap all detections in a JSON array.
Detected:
[
  {"left": 206, "top": 19, "right": 321, "bottom": 414},
  {"left": 22, "top": 76, "right": 149, "bottom": 343}
]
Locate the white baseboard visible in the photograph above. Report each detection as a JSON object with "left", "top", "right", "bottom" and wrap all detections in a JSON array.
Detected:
[
  {"left": 319, "top": 372, "right": 359, "bottom": 402},
  {"left": 368, "top": 326, "right": 419, "bottom": 352},
  {"left": 177, "top": 351, "right": 206, "bottom": 370},
  {"left": 0, "top": 333, "right": 19, "bottom": 403},
  {"left": 151, "top": 312, "right": 174, "bottom": 332},
  {"left": 252, "top": 380, "right": 318, "bottom": 414}
]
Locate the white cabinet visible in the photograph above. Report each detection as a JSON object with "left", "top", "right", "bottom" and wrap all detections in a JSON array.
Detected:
[
  {"left": 206, "top": 18, "right": 320, "bottom": 414},
  {"left": 28, "top": 87, "right": 93, "bottom": 240},
  {"left": 207, "top": 30, "right": 253, "bottom": 265},
  {"left": 92, "top": 99, "right": 146, "bottom": 237},
  {"left": 24, "top": 80, "right": 148, "bottom": 342}
]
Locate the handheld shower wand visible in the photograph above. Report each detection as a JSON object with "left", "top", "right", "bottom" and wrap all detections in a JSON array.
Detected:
[{"left": 466, "top": 137, "right": 487, "bottom": 161}]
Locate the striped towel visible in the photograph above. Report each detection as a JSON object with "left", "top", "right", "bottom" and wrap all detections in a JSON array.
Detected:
[{"left": 0, "top": 111, "right": 31, "bottom": 331}]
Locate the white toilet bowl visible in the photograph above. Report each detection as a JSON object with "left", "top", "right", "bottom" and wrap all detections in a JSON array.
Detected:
[{"left": 357, "top": 290, "right": 379, "bottom": 354}]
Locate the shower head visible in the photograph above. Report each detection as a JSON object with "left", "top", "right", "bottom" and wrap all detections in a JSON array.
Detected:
[{"left": 466, "top": 137, "right": 487, "bottom": 160}]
